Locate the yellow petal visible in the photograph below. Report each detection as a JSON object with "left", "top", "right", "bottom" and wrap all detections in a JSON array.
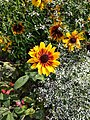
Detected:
[
  {"left": 69, "top": 46, "right": 74, "bottom": 51},
  {"left": 32, "top": 0, "right": 41, "bottom": 7},
  {"left": 40, "top": 42, "right": 45, "bottom": 49},
  {"left": 52, "top": 60, "right": 60, "bottom": 67},
  {"left": 37, "top": 63, "right": 42, "bottom": 75},
  {"left": 27, "top": 58, "right": 34, "bottom": 63},
  {"left": 46, "top": 66, "right": 54, "bottom": 73},
  {"left": 28, "top": 51, "right": 36, "bottom": 57},
  {"left": 40, "top": 2, "right": 44, "bottom": 10},
  {"left": 53, "top": 52, "right": 60, "bottom": 59},
  {"left": 76, "top": 40, "right": 81, "bottom": 49},
  {"left": 42, "top": 66, "right": 50, "bottom": 76},
  {"left": 27, "top": 58, "right": 38, "bottom": 63},
  {"left": 72, "top": 30, "right": 78, "bottom": 36},
  {"left": 66, "top": 32, "right": 71, "bottom": 38},
  {"left": 31, "top": 64, "right": 37, "bottom": 69},
  {"left": 64, "top": 44, "right": 68, "bottom": 48},
  {"left": 51, "top": 47, "right": 56, "bottom": 53},
  {"left": 34, "top": 46, "right": 39, "bottom": 51},
  {"left": 62, "top": 39, "right": 69, "bottom": 43},
  {"left": 46, "top": 43, "right": 52, "bottom": 51}
]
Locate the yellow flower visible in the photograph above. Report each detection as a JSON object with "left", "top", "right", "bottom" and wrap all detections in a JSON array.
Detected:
[
  {"left": 31, "top": 0, "right": 41, "bottom": 7},
  {"left": 27, "top": 42, "right": 60, "bottom": 76},
  {"left": 40, "top": 2, "right": 44, "bottom": 10},
  {"left": 0, "top": 37, "right": 3, "bottom": 43},
  {"left": 49, "top": 22, "right": 64, "bottom": 42},
  {"left": 88, "top": 16, "right": 90, "bottom": 21},
  {"left": 62, "top": 30, "right": 85, "bottom": 51},
  {"left": 2, "top": 41, "right": 12, "bottom": 52},
  {"left": 0, "top": 36, "right": 12, "bottom": 52},
  {"left": 12, "top": 22, "right": 24, "bottom": 35},
  {"left": 31, "top": 0, "right": 52, "bottom": 10}
]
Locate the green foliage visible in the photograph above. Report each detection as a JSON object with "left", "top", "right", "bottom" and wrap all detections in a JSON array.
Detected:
[
  {"left": 14, "top": 75, "right": 29, "bottom": 90},
  {"left": 0, "top": 0, "right": 90, "bottom": 120}
]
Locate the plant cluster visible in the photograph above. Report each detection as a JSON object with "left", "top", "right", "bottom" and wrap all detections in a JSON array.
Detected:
[{"left": 0, "top": 0, "right": 90, "bottom": 120}]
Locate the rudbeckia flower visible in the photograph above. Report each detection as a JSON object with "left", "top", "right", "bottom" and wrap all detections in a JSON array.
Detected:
[
  {"left": 27, "top": 42, "right": 60, "bottom": 76},
  {"left": 62, "top": 30, "right": 85, "bottom": 51},
  {"left": 31, "top": 0, "right": 52, "bottom": 10},
  {"left": 31, "top": 0, "right": 41, "bottom": 7},
  {"left": 49, "top": 22, "right": 64, "bottom": 42},
  {"left": 12, "top": 22, "right": 24, "bottom": 35}
]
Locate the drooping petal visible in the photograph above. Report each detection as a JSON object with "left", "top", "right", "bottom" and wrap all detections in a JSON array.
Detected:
[
  {"left": 37, "top": 63, "right": 42, "bottom": 75},
  {"left": 42, "top": 66, "right": 50, "bottom": 76},
  {"left": 31, "top": 63, "right": 37, "bottom": 69},
  {"left": 27, "top": 58, "right": 34, "bottom": 63}
]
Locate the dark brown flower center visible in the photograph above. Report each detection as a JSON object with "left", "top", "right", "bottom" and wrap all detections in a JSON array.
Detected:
[
  {"left": 40, "top": 54, "right": 49, "bottom": 63},
  {"left": 70, "top": 38, "right": 76, "bottom": 43},
  {"left": 13, "top": 24, "right": 23, "bottom": 32},
  {"left": 52, "top": 26, "right": 63, "bottom": 37}
]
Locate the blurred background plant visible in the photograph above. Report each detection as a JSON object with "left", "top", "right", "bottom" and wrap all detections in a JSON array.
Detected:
[{"left": 0, "top": 0, "right": 90, "bottom": 120}]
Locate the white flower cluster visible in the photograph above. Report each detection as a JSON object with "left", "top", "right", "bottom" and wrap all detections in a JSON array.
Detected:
[{"left": 37, "top": 55, "right": 90, "bottom": 120}]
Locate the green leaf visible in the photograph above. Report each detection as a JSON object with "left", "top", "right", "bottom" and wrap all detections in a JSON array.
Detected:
[
  {"left": 14, "top": 107, "right": 25, "bottom": 115},
  {"left": 34, "top": 74, "right": 45, "bottom": 81},
  {"left": 14, "top": 75, "right": 29, "bottom": 90},
  {"left": 0, "top": 93, "right": 9, "bottom": 100},
  {"left": 27, "top": 72, "right": 45, "bottom": 81},
  {"left": 34, "top": 110, "right": 44, "bottom": 120},
  {"left": 0, "top": 107, "right": 9, "bottom": 116},
  {"left": 6, "top": 113, "right": 15, "bottom": 120},
  {"left": 3, "top": 100, "right": 10, "bottom": 108},
  {"left": 25, "top": 108, "right": 35, "bottom": 116}
]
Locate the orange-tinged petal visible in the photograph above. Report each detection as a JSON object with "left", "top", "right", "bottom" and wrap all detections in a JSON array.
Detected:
[
  {"left": 51, "top": 47, "right": 56, "bottom": 53},
  {"left": 31, "top": 63, "right": 37, "bottom": 69},
  {"left": 53, "top": 52, "right": 60, "bottom": 59}
]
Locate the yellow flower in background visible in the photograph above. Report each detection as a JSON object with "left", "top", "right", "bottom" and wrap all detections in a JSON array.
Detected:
[
  {"left": 40, "top": 2, "right": 44, "bottom": 10},
  {"left": 31, "top": 0, "right": 52, "bottom": 10},
  {"left": 0, "top": 37, "right": 3, "bottom": 43},
  {"left": 12, "top": 22, "right": 24, "bottom": 35},
  {"left": 27, "top": 42, "right": 60, "bottom": 76},
  {"left": 31, "top": 0, "right": 41, "bottom": 7},
  {"left": 62, "top": 30, "right": 85, "bottom": 51},
  {"left": 2, "top": 41, "right": 12, "bottom": 52},
  {"left": 49, "top": 22, "right": 64, "bottom": 42},
  {"left": 0, "top": 36, "right": 12, "bottom": 52},
  {"left": 88, "top": 16, "right": 90, "bottom": 21}
]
